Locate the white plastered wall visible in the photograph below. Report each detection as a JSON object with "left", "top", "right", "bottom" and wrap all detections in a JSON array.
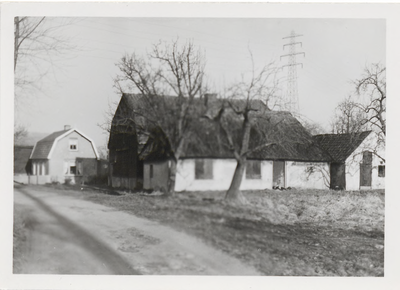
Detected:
[
  {"left": 174, "top": 158, "right": 273, "bottom": 192},
  {"left": 49, "top": 131, "right": 97, "bottom": 184},
  {"left": 345, "top": 133, "right": 385, "bottom": 190},
  {"left": 286, "top": 161, "right": 330, "bottom": 189}
]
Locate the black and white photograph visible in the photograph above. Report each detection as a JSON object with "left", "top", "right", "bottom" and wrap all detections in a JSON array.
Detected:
[{"left": 1, "top": 1, "right": 399, "bottom": 290}]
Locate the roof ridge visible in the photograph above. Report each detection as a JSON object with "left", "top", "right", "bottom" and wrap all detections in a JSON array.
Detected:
[{"left": 314, "top": 130, "right": 372, "bottom": 138}]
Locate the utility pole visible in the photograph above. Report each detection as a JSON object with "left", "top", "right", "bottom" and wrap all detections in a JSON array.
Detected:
[{"left": 280, "top": 30, "right": 305, "bottom": 114}]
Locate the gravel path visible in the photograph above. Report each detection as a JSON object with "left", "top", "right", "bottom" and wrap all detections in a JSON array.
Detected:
[{"left": 14, "top": 185, "right": 260, "bottom": 275}]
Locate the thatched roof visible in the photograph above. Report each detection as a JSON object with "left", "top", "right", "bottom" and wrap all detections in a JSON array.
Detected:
[
  {"left": 313, "top": 131, "right": 371, "bottom": 162},
  {"left": 110, "top": 93, "right": 331, "bottom": 162}
]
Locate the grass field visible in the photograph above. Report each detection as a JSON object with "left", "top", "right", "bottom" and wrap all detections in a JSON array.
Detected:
[
  {"left": 23, "top": 184, "right": 385, "bottom": 276},
  {"left": 13, "top": 203, "right": 32, "bottom": 273}
]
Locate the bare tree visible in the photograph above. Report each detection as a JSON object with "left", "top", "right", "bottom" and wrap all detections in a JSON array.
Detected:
[
  {"left": 114, "top": 39, "right": 207, "bottom": 195},
  {"left": 14, "top": 17, "right": 45, "bottom": 71},
  {"left": 330, "top": 96, "right": 368, "bottom": 134},
  {"left": 98, "top": 100, "right": 119, "bottom": 135},
  {"left": 14, "top": 17, "right": 75, "bottom": 101},
  {"left": 354, "top": 63, "right": 386, "bottom": 146},
  {"left": 210, "top": 58, "right": 280, "bottom": 205},
  {"left": 14, "top": 124, "right": 28, "bottom": 145}
]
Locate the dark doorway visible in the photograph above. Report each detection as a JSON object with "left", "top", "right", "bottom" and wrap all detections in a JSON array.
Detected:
[
  {"left": 330, "top": 163, "right": 346, "bottom": 190},
  {"left": 360, "top": 151, "right": 372, "bottom": 187},
  {"left": 273, "top": 161, "right": 285, "bottom": 187}
]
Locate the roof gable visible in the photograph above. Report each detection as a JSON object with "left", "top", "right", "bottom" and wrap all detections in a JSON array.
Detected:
[
  {"left": 30, "top": 129, "right": 99, "bottom": 159},
  {"left": 30, "top": 129, "right": 71, "bottom": 159},
  {"left": 313, "top": 131, "right": 371, "bottom": 162}
]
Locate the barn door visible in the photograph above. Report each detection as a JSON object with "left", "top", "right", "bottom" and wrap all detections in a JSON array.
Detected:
[
  {"left": 273, "top": 161, "right": 285, "bottom": 187},
  {"left": 360, "top": 151, "right": 372, "bottom": 187},
  {"left": 330, "top": 163, "right": 346, "bottom": 190}
]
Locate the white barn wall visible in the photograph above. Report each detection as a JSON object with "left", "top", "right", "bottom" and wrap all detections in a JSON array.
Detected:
[
  {"left": 345, "top": 133, "right": 385, "bottom": 190},
  {"left": 286, "top": 161, "right": 330, "bottom": 189},
  {"left": 364, "top": 133, "right": 385, "bottom": 189},
  {"left": 345, "top": 152, "right": 362, "bottom": 190},
  {"left": 175, "top": 158, "right": 273, "bottom": 192},
  {"left": 372, "top": 154, "right": 385, "bottom": 189},
  {"left": 243, "top": 160, "right": 273, "bottom": 190}
]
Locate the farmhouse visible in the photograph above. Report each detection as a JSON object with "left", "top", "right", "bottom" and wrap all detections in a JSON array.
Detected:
[
  {"left": 28, "top": 125, "right": 100, "bottom": 185},
  {"left": 108, "top": 93, "right": 333, "bottom": 192},
  {"left": 313, "top": 131, "right": 385, "bottom": 190}
]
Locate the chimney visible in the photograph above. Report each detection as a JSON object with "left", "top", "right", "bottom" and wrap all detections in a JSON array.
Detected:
[{"left": 64, "top": 125, "right": 71, "bottom": 131}]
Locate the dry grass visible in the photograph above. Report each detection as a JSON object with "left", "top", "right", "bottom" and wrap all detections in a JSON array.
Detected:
[
  {"left": 32, "top": 184, "right": 385, "bottom": 276},
  {"left": 13, "top": 205, "right": 31, "bottom": 273},
  {"left": 245, "top": 189, "right": 384, "bottom": 231}
]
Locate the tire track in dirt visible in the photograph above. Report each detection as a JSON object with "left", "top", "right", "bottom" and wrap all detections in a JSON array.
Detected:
[
  {"left": 15, "top": 187, "right": 140, "bottom": 275},
  {"left": 14, "top": 186, "right": 260, "bottom": 275}
]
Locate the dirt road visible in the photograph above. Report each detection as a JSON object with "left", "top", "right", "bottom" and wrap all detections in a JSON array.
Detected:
[{"left": 13, "top": 185, "right": 260, "bottom": 275}]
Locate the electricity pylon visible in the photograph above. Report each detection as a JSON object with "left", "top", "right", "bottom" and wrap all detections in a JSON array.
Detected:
[{"left": 280, "top": 30, "right": 305, "bottom": 114}]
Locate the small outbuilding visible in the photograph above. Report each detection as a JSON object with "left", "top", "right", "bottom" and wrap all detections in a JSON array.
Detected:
[{"left": 313, "top": 131, "right": 385, "bottom": 190}]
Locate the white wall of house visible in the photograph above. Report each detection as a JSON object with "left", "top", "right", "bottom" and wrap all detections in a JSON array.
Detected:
[
  {"left": 28, "top": 160, "right": 50, "bottom": 185},
  {"left": 144, "top": 158, "right": 332, "bottom": 192},
  {"left": 345, "top": 133, "right": 385, "bottom": 190},
  {"left": 286, "top": 161, "right": 330, "bottom": 189},
  {"left": 31, "top": 131, "right": 98, "bottom": 185},
  {"left": 144, "top": 155, "right": 384, "bottom": 192},
  {"left": 174, "top": 158, "right": 273, "bottom": 192}
]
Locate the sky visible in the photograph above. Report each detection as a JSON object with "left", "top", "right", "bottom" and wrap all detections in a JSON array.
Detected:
[{"left": 14, "top": 17, "right": 386, "bottom": 150}]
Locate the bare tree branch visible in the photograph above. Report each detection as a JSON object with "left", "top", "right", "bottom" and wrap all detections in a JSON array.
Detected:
[
  {"left": 113, "top": 39, "right": 207, "bottom": 195},
  {"left": 14, "top": 17, "right": 77, "bottom": 103}
]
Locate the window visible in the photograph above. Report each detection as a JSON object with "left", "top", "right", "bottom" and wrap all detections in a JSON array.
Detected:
[
  {"left": 70, "top": 166, "right": 77, "bottom": 175},
  {"left": 195, "top": 159, "right": 213, "bottom": 180},
  {"left": 246, "top": 160, "right": 261, "bottom": 179},
  {"left": 69, "top": 138, "right": 78, "bottom": 151},
  {"left": 150, "top": 164, "right": 154, "bottom": 178},
  {"left": 378, "top": 165, "right": 385, "bottom": 177},
  {"left": 77, "top": 162, "right": 82, "bottom": 175},
  {"left": 32, "top": 161, "right": 46, "bottom": 175},
  {"left": 65, "top": 161, "right": 82, "bottom": 175}
]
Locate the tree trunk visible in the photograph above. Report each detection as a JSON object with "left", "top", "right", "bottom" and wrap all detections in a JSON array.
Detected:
[
  {"left": 166, "top": 158, "right": 177, "bottom": 197},
  {"left": 225, "top": 158, "right": 248, "bottom": 205},
  {"left": 225, "top": 114, "right": 252, "bottom": 205},
  {"left": 165, "top": 137, "right": 185, "bottom": 197}
]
